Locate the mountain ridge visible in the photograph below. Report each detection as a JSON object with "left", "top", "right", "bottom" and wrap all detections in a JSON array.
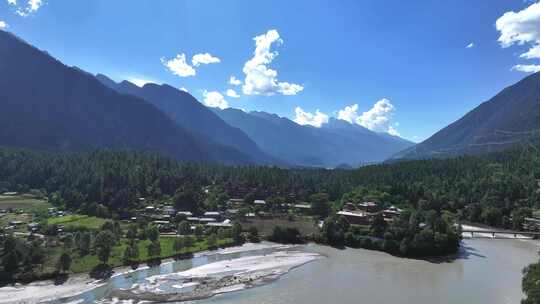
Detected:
[
  {"left": 0, "top": 30, "right": 252, "bottom": 164},
  {"left": 395, "top": 71, "right": 540, "bottom": 160}
]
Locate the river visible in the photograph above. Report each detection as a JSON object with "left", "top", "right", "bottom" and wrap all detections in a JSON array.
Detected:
[{"left": 50, "top": 239, "right": 539, "bottom": 304}]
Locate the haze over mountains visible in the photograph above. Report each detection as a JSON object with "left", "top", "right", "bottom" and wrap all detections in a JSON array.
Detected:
[
  {"left": 0, "top": 30, "right": 414, "bottom": 167},
  {"left": 95, "top": 74, "right": 276, "bottom": 165},
  {"left": 397, "top": 71, "right": 540, "bottom": 160},
  {"left": 213, "top": 108, "right": 413, "bottom": 167}
]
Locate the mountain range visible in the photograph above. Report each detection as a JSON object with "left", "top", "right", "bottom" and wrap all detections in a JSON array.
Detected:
[
  {"left": 0, "top": 31, "right": 251, "bottom": 164},
  {"left": 95, "top": 74, "right": 276, "bottom": 165},
  {"left": 396, "top": 71, "right": 540, "bottom": 160},
  {"left": 12, "top": 28, "right": 538, "bottom": 167},
  {"left": 212, "top": 108, "right": 414, "bottom": 167}
]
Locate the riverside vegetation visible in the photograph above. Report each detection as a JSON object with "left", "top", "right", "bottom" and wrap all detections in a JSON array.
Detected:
[{"left": 1, "top": 147, "right": 540, "bottom": 300}]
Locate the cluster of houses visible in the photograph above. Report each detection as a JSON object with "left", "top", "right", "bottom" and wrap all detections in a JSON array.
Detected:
[
  {"left": 137, "top": 196, "right": 315, "bottom": 233},
  {"left": 337, "top": 201, "right": 403, "bottom": 225},
  {"left": 139, "top": 204, "right": 235, "bottom": 232}
]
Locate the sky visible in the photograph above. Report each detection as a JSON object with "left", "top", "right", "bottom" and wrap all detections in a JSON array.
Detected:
[{"left": 2, "top": 0, "right": 540, "bottom": 142}]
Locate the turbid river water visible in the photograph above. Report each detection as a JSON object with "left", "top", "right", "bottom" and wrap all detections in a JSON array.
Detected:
[{"left": 50, "top": 238, "right": 539, "bottom": 304}]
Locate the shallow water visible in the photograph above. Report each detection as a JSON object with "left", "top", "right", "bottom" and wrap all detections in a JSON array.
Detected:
[{"left": 51, "top": 239, "right": 540, "bottom": 304}]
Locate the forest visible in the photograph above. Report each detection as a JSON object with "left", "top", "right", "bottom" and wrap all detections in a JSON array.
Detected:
[
  {"left": 1, "top": 146, "right": 540, "bottom": 283},
  {"left": 0, "top": 147, "right": 539, "bottom": 223}
]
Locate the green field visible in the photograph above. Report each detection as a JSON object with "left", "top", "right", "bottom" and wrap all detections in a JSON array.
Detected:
[
  {"left": 0, "top": 195, "right": 51, "bottom": 213},
  {"left": 41, "top": 236, "right": 234, "bottom": 274},
  {"left": 46, "top": 215, "right": 108, "bottom": 230}
]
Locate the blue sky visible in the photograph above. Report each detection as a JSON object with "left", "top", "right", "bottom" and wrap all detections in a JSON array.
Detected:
[{"left": 2, "top": 0, "right": 540, "bottom": 142}]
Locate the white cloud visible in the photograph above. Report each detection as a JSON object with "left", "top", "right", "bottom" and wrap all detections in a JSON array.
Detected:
[
  {"left": 229, "top": 76, "right": 242, "bottom": 86},
  {"left": 242, "top": 29, "right": 304, "bottom": 96},
  {"left": 512, "top": 64, "right": 540, "bottom": 72},
  {"left": 8, "top": 0, "right": 43, "bottom": 17},
  {"left": 28, "top": 0, "right": 41, "bottom": 12},
  {"left": 466, "top": 42, "right": 475, "bottom": 48},
  {"left": 337, "top": 99, "right": 398, "bottom": 135},
  {"left": 192, "top": 52, "right": 221, "bottom": 67},
  {"left": 357, "top": 98, "right": 396, "bottom": 132},
  {"left": 161, "top": 54, "right": 196, "bottom": 77},
  {"left": 293, "top": 107, "right": 329, "bottom": 128},
  {"left": 0, "top": 21, "right": 8, "bottom": 30},
  {"left": 127, "top": 77, "right": 155, "bottom": 88},
  {"left": 387, "top": 126, "right": 400, "bottom": 136},
  {"left": 226, "top": 89, "right": 240, "bottom": 98},
  {"left": 180, "top": 87, "right": 188, "bottom": 92},
  {"left": 337, "top": 104, "right": 359, "bottom": 123},
  {"left": 496, "top": 2, "right": 540, "bottom": 60},
  {"left": 203, "top": 90, "right": 229, "bottom": 109}
]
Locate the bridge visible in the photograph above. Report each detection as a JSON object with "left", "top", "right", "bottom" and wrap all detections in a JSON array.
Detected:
[{"left": 462, "top": 229, "right": 540, "bottom": 239}]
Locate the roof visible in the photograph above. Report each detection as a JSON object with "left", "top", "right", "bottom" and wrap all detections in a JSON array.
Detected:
[
  {"left": 358, "top": 202, "right": 378, "bottom": 207},
  {"left": 254, "top": 200, "right": 266, "bottom": 205},
  {"left": 199, "top": 218, "right": 217, "bottom": 222},
  {"left": 204, "top": 211, "right": 221, "bottom": 216},
  {"left": 177, "top": 211, "right": 193, "bottom": 216},
  {"left": 337, "top": 211, "right": 368, "bottom": 217},
  {"left": 293, "top": 204, "right": 312, "bottom": 209},
  {"left": 206, "top": 222, "right": 233, "bottom": 227}
]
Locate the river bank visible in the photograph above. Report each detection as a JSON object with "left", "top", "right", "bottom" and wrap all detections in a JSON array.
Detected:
[
  {"left": 110, "top": 250, "right": 322, "bottom": 302},
  {"left": 0, "top": 242, "right": 298, "bottom": 303}
]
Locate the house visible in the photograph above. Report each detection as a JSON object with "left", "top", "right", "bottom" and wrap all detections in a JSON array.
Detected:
[
  {"left": 206, "top": 219, "right": 233, "bottom": 228},
  {"left": 254, "top": 200, "right": 266, "bottom": 205},
  {"left": 343, "top": 202, "right": 357, "bottom": 211},
  {"left": 227, "top": 198, "right": 244, "bottom": 207},
  {"left": 199, "top": 217, "right": 217, "bottom": 223},
  {"left": 337, "top": 211, "right": 370, "bottom": 225},
  {"left": 203, "top": 211, "right": 221, "bottom": 219},
  {"left": 177, "top": 211, "right": 193, "bottom": 217},
  {"left": 145, "top": 206, "right": 156, "bottom": 213},
  {"left": 293, "top": 204, "right": 312, "bottom": 215},
  {"left": 383, "top": 206, "right": 402, "bottom": 219},
  {"left": 9, "top": 220, "right": 23, "bottom": 227},
  {"left": 357, "top": 202, "right": 380, "bottom": 213},
  {"left": 162, "top": 206, "right": 176, "bottom": 216},
  {"left": 226, "top": 209, "right": 239, "bottom": 216},
  {"left": 523, "top": 217, "right": 540, "bottom": 231},
  {"left": 27, "top": 222, "right": 40, "bottom": 232}
]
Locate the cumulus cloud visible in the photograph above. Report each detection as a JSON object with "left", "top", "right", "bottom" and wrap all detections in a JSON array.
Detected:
[
  {"left": 337, "top": 104, "right": 359, "bottom": 123},
  {"left": 357, "top": 98, "right": 396, "bottom": 132},
  {"left": 293, "top": 107, "right": 329, "bottom": 128},
  {"left": 242, "top": 29, "right": 304, "bottom": 96},
  {"left": 161, "top": 54, "right": 196, "bottom": 77},
  {"left": 203, "top": 90, "right": 229, "bottom": 109},
  {"left": 8, "top": 0, "right": 43, "bottom": 17},
  {"left": 466, "top": 42, "right": 475, "bottom": 48},
  {"left": 512, "top": 64, "right": 540, "bottom": 72},
  {"left": 337, "top": 99, "right": 399, "bottom": 135},
  {"left": 496, "top": 2, "right": 540, "bottom": 58},
  {"left": 229, "top": 76, "right": 242, "bottom": 86},
  {"left": 0, "top": 21, "right": 7, "bottom": 30},
  {"left": 226, "top": 89, "right": 240, "bottom": 98},
  {"left": 192, "top": 52, "right": 221, "bottom": 67}
]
